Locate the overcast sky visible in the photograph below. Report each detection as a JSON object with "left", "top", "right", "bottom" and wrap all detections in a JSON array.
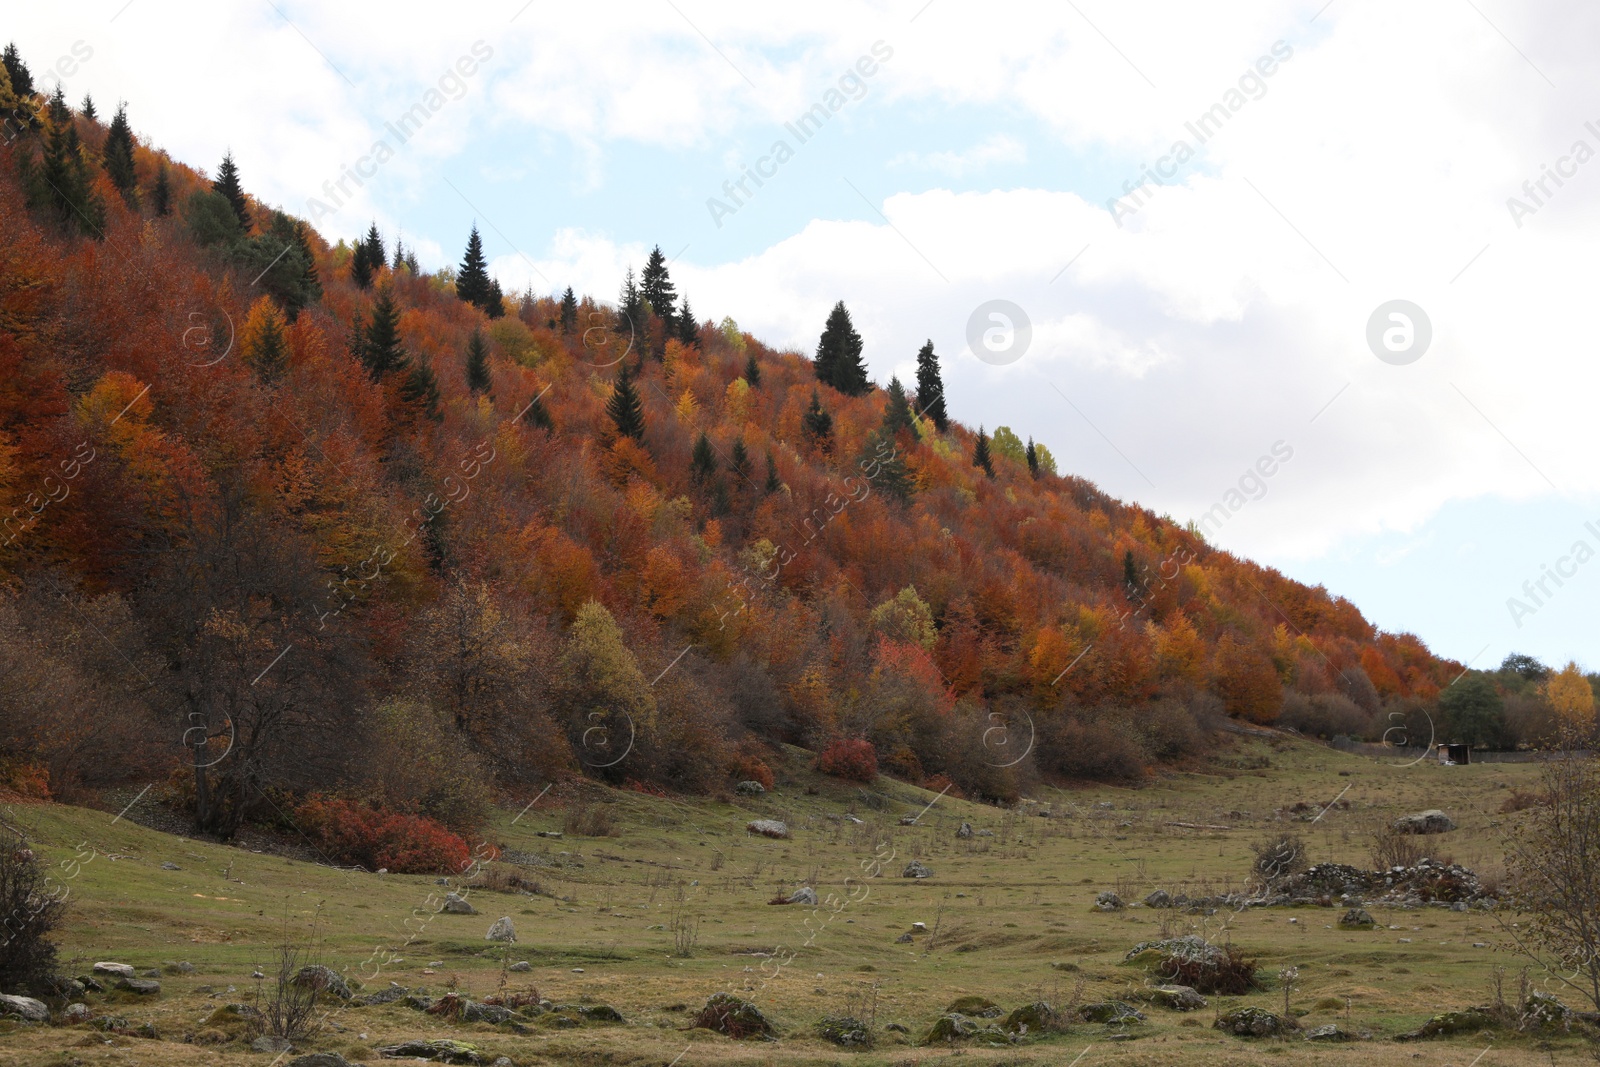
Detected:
[{"left": 11, "top": 0, "right": 1599, "bottom": 671}]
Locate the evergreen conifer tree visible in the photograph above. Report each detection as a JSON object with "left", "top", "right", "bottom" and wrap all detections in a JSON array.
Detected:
[
  {"left": 676, "top": 296, "right": 699, "bottom": 347},
  {"left": 401, "top": 357, "right": 443, "bottom": 422},
  {"left": 913, "top": 339, "right": 949, "bottom": 432},
  {"left": 802, "top": 390, "right": 834, "bottom": 454},
  {"left": 1026, "top": 437, "right": 1039, "bottom": 479},
  {"left": 361, "top": 288, "right": 408, "bottom": 380},
  {"left": 79, "top": 93, "right": 95, "bottom": 121},
  {"left": 211, "top": 151, "right": 250, "bottom": 230},
  {"left": 2, "top": 44, "right": 34, "bottom": 97},
  {"left": 559, "top": 287, "right": 578, "bottom": 333},
  {"left": 350, "top": 240, "right": 374, "bottom": 290},
  {"left": 457, "top": 224, "right": 491, "bottom": 308},
  {"left": 973, "top": 426, "right": 994, "bottom": 478},
  {"left": 881, "top": 376, "right": 915, "bottom": 437},
  {"left": 102, "top": 101, "right": 136, "bottom": 200},
  {"left": 744, "top": 351, "right": 760, "bottom": 387},
  {"left": 521, "top": 387, "right": 554, "bottom": 431},
  {"left": 293, "top": 221, "right": 321, "bottom": 304},
  {"left": 729, "top": 438, "right": 751, "bottom": 483},
  {"left": 617, "top": 267, "right": 643, "bottom": 331},
  {"left": 486, "top": 278, "right": 505, "bottom": 319},
  {"left": 151, "top": 160, "right": 171, "bottom": 216},
  {"left": 465, "top": 328, "right": 491, "bottom": 395},
  {"left": 815, "top": 301, "right": 869, "bottom": 396},
  {"left": 764, "top": 450, "right": 782, "bottom": 493},
  {"left": 606, "top": 365, "right": 646, "bottom": 442},
  {"left": 690, "top": 432, "right": 717, "bottom": 485},
  {"left": 639, "top": 245, "right": 677, "bottom": 324},
  {"left": 245, "top": 306, "right": 288, "bottom": 384},
  {"left": 46, "top": 84, "right": 68, "bottom": 124}
]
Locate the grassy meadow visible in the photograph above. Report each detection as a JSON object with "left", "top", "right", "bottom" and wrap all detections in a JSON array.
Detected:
[{"left": 4, "top": 733, "right": 1587, "bottom": 1066}]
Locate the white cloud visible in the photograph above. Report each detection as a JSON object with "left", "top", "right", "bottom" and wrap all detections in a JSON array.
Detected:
[{"left": 889, "top": 133, "right": 1027, "bottom": 176}]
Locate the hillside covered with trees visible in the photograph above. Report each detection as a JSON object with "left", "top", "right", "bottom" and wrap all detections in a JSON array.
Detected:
[{"left": 1, "top": 42, "right": 1552, "bottom": 859}]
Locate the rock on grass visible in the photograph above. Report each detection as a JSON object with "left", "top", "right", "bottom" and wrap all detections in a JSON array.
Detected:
[
  {"left": 1213, "top": 1006, "right": 1298, "bottom": 1038},
  {"left": 692, "top": 992, "right": 776, "bottom": 1039},
  {"left": 817, "top": 1014, "right": 872, "bottom": 1046},
  {"left": 374, "top": 1039, "right": 486, "bottom": 1063}
]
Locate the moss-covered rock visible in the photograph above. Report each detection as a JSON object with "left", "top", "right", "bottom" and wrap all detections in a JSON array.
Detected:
[
  {"left": 1003, "top": 1001, "right": 1060, "bottom": 1034},
  {"left": 923, "top": 1012, "right": 1010, "bottom": 1044},
  {"left": 691, "top": 993, "right": 775, "bottom": 1040},
  {"left": 373, "top": 1039, "right": 485, "bottom": 1064},
  {"left": 1079, "top": 1001, "right": 1144, "bottom": 1025},
  {"left": 945, "top": 995, "right": 1001, "bottom": 1018},
  {"left": 1214, "top": 1006, "right": 1298, "bottom": 1038},
  {"left": 1395, "top": 1008, "right": 1497, "bottom": 1041},
  {"left": 817, "top": 1014, "right": 872, "bottom": 1046}
]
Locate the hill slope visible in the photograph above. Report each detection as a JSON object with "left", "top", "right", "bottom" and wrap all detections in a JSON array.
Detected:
[{"left": 0, "top": 49, "right": 1460, "bottom": 836}]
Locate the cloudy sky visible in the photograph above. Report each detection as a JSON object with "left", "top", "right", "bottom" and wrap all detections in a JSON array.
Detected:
[{"left": 11, "top": 0, "right": 1599, "bottom": 671}]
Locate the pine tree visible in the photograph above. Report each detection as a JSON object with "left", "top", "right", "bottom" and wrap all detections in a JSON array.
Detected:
[
  {"left": 522, "top": 388, "right": 554, "bottom": 431},
  {"left": 559, "top": 287, "right": 578, "bottom": 333},
  {"left": 464, "top": 328, "right": 491, "bottom": 395},
  {"left": 744, "top": 351, "right": 760, "bottom": 388},
  {"left": 973, "top": 426, "right": 994, "bottom": 478},
  {"left": 151, "top": 160, "right": 171, "bottom": 216},
  {"left": 79, "top": 93, "right": 95, "bottom": 121},
  {"left": 677, "top": 296, "right": 699, "bottom": 347},
  {"left": 212, "top": 151, "right": 250, "bottom": 230},
  {"left": 802, "top": 390, "right": 833, "bottom": 454},
  {"left": 392, "top": 233, "right": 406, "bottom": 271},
  {"left": 729, "top": 438, "right": 751, "bottom": 483},
  {"left": 3, "top": 44, "right": 34, "bottom": 97},
  {"left": 1026, "top": 437, "right": 1039, "bottom": 479},
  {"left": 401, "top": 357, "right": 443, "bottom": 422},
  {"left": 862, "top": 429, "right": 913, "bottom": 503},
  {"left": 486, "top": 278, "right": 505, "bottom": 319},
  {"left": 764, "top": 450, "right": 782, "bottom": 493},
  {"left": 350, "top": 240, "right": 374, "bottom": 290},
  {"left": 606, "top": 365, "right": 646, "bottom": 443},
  {"left": 456, "top": 225, "right": 491, "bottom": 310},
  {"left": 913, "top": 339, "right": 949, "bottom": 432},
  {"left": 361, "top": 288, "right": 408, "bottom": 380},
  {"left": 34, "top": 118, "right": 104, "bottom": 238},
  {"left": 639, "top": 245, "right": 677, "bottom": 325},
  {"left": 881, "top": 376, "right": 915, "bottom": 437},
  {"left": 102, "top": 101, "right": 137, "bottom": 200},
  {"left": 815, "top": 301, "right": 869, "bottom": 396},
  {"left": 1123, "top": 549, "right": 1140, "bottom": 593}
]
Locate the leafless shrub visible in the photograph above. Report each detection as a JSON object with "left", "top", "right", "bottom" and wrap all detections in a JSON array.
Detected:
[
  {"left": 563, "top": 802, "right": 618, "bottom": 837},
  {"left": 1250, "top": 833, "right": 1307, "bottom": 887},
  {"left": 250, "top": 914, "right": 327, "bottom": 1044},
  {"left": 1368, "top": 817, "right": 1424, "bottom": 870},
  {"left": 670, "top": 904, "right": 699, "bottom": 957}
]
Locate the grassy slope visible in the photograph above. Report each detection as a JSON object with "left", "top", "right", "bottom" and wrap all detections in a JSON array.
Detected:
[{"left": 2, "top": 736, "right": 1584, "bottom": 1065}]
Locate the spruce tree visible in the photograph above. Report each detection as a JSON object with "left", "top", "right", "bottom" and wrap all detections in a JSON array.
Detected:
[
  {"left": 744, "top": 351, "right": 760, "bottom": 388},
  {"left": 102, "top": 101, "right": 137, "bottom": 200},
  {"left": 801, "top": 390, "right": 833, "bottom": 455},
  {"left": 486, "top": 278, "right": 505, "bottom": 319},
  {"left": 639, "top": 245, "right": 677, "bottom": 324},
  {"left": 559, "top": 287, "right": 578, "bottom": 333},
  {"left": 677, "top": 296, "right": 698, "bottom": 347},
  {"left": 1026, "top": 437, "right": 1039, "bottom": 479},
  {"left": 457, "top": 224, "right": 491, "bottom": 309},
  {"left": 293, "top": 222, "right": 321, "bottom": 304},
  {"left": 362, "top": 222, "right": 383, "bottom": 278},
  {"left": 392, "top": 233, "right": 406, "bottom": 271},
  {"left": 690, "top": 432, "right": 717, "bottom": 485},
  {"left": 79, "top": 93, "right": 95, "bottom": 121},
  {"left": 764, "top": 450, "right": 782, "bottom": 493},
  {"left": 46, "top": 84, "right": 68, "bottom": 125},
  {"left": 401, "top": 357, "right": 443, "bottom": 422},
  {"left": 151, "top": 160, "right": 171, "bottom": 216},
  {"left": 973, "top": 426, "right": 994, "bottom": 478},
  {"left": 617, "top": 267, "right": 643, "bottom": 331},
  {"left": 521, "top": 387, "right": 554, "bottom": 431},
  {"left": 881, "top": 376, "right": 914, "bottom": 437},
  {"left": 212, "top": 151, "right": 250, "bottom": 230},
  {"left": 913, "top": 339, "right": 949, "bottom": 432},
  {"left": 606, "top": 365, "right": 646, "bottom": 442},
  {"left": 245, "top": 307, "right": 288, "bottom": 384},
  {"left": 2, "top": 44, "right": 34, "bottom": 97},
  {"left": 729, "top": 438, "right": 751, "bottom": 483},
  {"left": 361, "top": 288, "right": 408, "bottom": 380},
  {"left": 862, "top": 428, "right": 913, "bottom": 502},
  {"left": 350, "top": 240, "right": 374, "bottom": 290},
  {"left": 464, "top": 328, "right": 491, "bottom": 395},
  {"left": 35, "top": 119, "right": 104, "bottom": 238},
  {"left": 815, "top": 300, "right": 869, "bottom": 396}
]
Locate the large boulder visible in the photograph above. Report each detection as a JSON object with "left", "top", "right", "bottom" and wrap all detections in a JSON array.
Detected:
[
  {"left": 1338, "top": 907, "right": 1376, "bottom": 929},
  {"left": 746, "top": 819, "right": 789, "bottom": 839},
  {"left": 787, "top": 886, "right": 818, "bottom": 905},
  {"left": 441, "top": 892, "right": 478, "bottom": 914},
  {"left": 115, "top": 977, "right": 161, "bottom": 996},
  {"left": 956, "top": 822, "right": 973, "bottom": 839},
  {"left": 1305, "top": 1023, "right": 1356, "bottom": 1042},
  {"left": 1393, "top": 810, "right": 1456, "bottom": 835},
  {"left": 945, "top": 995, "right": 1001, "bottom": 1018},
  {"left": 1140, "top": 985, "right": 1207, "bottom": 1011},
  {"left": 0, "top": 994, "right": 48, "bottom": 1022},
  {"left": 902, "top": 860, "right": 933, "bottom": 879},
  {"left": 485, "top": 916, "right": 516, "bottom": 942},
  {"left": 735, "top": 780, "right": 765, "bottom": 796},
  {"left": 1396, "top": 1007, "right": 1496, "bottom": 1040},
  {"left": 374, "top": 1040, "right": 486, "bottom": 1064},
  {"left": 1003, "top": 1001, "right": 1059, "bottom": 1033},
  {"left": 1079, "top": 1001, "right": 1144, "bottom": 1025},
  {"left": 923, "top": 1013, "right": 1009, "bottom": 1043},
  {"left": 92, "top": 962, "right": 135, "bottom": 978},
  {"left": 818, "top": 1014, "right": 872, "bottom": 1046},
  {"left": 1094, "top": 890, "right": 1125, "bottom": 911},
  {"left": 1214, "top": 1006, "right": 1297, "bottom": 1038},
  {"left": 292, "top": 965, "right": 352, "bottom": 1000}
]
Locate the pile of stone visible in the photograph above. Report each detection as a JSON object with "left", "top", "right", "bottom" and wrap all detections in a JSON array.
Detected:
[{"left": 1142, "top": 858, "right": 1492, "bottom": 912}]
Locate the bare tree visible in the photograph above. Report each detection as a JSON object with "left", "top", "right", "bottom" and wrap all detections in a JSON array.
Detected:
[{"left": 1501, "top": 732, "right": 1600, "bottom": 1011}]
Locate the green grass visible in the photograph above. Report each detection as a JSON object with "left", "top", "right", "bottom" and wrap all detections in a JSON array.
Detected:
[{"left": 5, "top": 734, "right": 1592, "bottom": 1065}]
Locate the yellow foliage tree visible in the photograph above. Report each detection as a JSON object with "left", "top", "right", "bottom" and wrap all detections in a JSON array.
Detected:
[
  {"left": 241, "top": 295, "right": 289, "bottom": 383},
  {"left": 1547, "top": 661, "right": 1596, "bottom": 732}
]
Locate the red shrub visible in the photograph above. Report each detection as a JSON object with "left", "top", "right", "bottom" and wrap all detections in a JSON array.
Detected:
[
  {"left": 732, "top": 756, "right": 774, "bottom": 791},
  {"left": 921, "top": 773, "right": 965, "bottom": 800},
  {"left": 815, "top": 738, "right": 878, "bottom": 782},
  {"left": 294, "top": 795, "right": 471, "bottom": 874},
  {"left": 624, "top": 778, "right": 670, "bottom": 798}
]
